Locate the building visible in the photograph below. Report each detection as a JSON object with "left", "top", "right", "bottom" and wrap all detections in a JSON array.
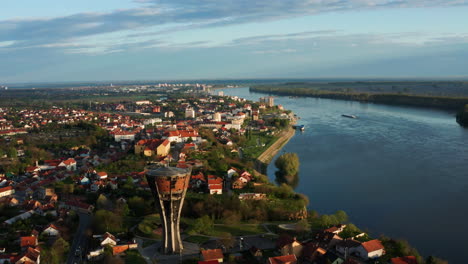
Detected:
[
  {"left": 268, "top": 254, "right": 297, "bottom": 264},
  {"left": 201, "top": 249, "right": 224, "bottom": 263},
  {"left": 354, "top": 239, "right": 385, "bottom": 260},
  {"left": 135, "top": 139, "right": 170, "bottom": 157},
  {"left": 0, "top": 186, "right": 14, "bottom": 197},
  {"left": 146, "top": 166, "right": 191, "bottom": 254},
  {"left": 213, "top": 112, "right": 222, "bottom": 122},
  {"left": 185, "top": 108, "right": 196, "bottom": 118}
]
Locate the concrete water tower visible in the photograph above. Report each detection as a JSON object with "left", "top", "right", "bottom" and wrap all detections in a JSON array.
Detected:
[{"left": 146, "top": 166, "right": 191, "bottom": 254}]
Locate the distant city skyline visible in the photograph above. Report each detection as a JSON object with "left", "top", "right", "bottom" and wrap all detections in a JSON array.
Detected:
[{"left": 1, "top": 0, "right": 468, "bottom": 83}]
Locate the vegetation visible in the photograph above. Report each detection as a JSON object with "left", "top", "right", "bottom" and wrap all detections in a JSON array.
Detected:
[
  {"left": 251, "top": 84, "right": 468, "bottom": 111},
  {"left": 274, "top": 153, "right": 300, "bottom": 187},
  {"left": 40, "top": 237, "right": 70, "bottom": 264},
  {"left": 456, "top": 104, "right": 468, "bottom": 127}
]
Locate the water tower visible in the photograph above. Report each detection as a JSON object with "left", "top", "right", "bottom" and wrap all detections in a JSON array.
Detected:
[{"left": 146, "top": 166, "right": 191, "bottom": 254}]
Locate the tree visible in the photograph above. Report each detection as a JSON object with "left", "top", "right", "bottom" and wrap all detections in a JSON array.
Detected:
[
  {"left": 334, "top": 210, "right": 348, "bottom": 223},
  {"left": 94, "top": 210, "right": 123, "bottom": 233},
  {"left": 218, "top": 232, "right": 235, "bottom": 249},
  {"left": 274, "top": 153, "right": 300, "bottom": 187},
  {"left": 295, "top": 219, "right": 310, "bottom": 232},
  {"left": 6, "top": 147, "right": 17, "bottom": 159},
  {"left": 96, "top": 194, "right": 111, "bottom": 210},
  {"left": 190, "top": 215, "right": 214, "bottom": 235}
]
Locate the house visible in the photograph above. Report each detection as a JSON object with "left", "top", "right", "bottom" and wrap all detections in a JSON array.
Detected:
[
  {"left": 268, "top": 254, "right": 297, "bottom": 264},
  {"left": 101, "top": 232, "right": 117, "bottom": 247},
  {"left": 63, "top": 200, "right": 94, "bottom": 213},
  {"left": 16, "top": 247, "right": 40, "bottom": 264},
  {"left": 335, "top": 239, "right": 361, "bottom": 257},
  {"left": 42, "top": 224, "right": 60, "bottom": 236},
  {"left": 301, "top": 242, "right": 326, "bottom": 263},
  {"left": 134, "top": 139, "right": 170, "bottom": 157},
  {"left": 0, "top": 186, "right": 14, "bottom": 197},
  {"left": 324, "top": 224, "right": 346, "bottom": 234},
  {"left": 354, "top": 239, "right": 385, "bottom": 260},
  {"left": 277, "top": 235, "right": 303, "bottom": 257},
  {"left": 112, "top": 243, "right": 138, "bottom": 255},
  {"left": 20, "top": 236, "right": 38, "bottom": 248},
  {"left": 80, "top": 176, "right": 91, "bottom": 185},
  {"left": 201, "top": 249, "right": 224, "bottom": 263},
  {"left": 314, "top": 231, "right": 343, "bottom": 249},
  {"left": 4, "top": 210, "right": 35, "bottom": 225},
  {"left": 391, "top": 256, "right": 418, "bottom": 264},
  {"left": 58, "top": 158, "right": 77, "bottom": 171},
  {"left": 226, "top": 168, "right": 238, "bottom": 179},
  {"left": 207, "top": 176, "right": 223, "bottom": 195},
  {"left": 97, "top": 172, "right": 108, "bottom": 179}
]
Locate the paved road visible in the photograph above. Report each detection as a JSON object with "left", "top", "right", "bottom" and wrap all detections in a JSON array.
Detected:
[{"left": 67, "top": 212, "right": 92, "bottom": 264}]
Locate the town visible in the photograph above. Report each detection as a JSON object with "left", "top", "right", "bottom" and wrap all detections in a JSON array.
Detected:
[{"left": 0, "top": 85, "right": 436, "bottom": 264}]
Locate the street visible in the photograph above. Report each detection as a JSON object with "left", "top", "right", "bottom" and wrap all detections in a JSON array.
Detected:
[{"left": 67, "top": 212, "right": 92, "bottom": 264}]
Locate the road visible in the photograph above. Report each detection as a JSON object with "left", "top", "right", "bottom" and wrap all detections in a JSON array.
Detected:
[{"left": 67, "top": 212, "right": 92, "bottom": 264}]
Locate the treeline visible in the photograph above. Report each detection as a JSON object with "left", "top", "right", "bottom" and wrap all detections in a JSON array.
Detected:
[
  {"left": 251, "top": 85, "right": 468, "bottom": 110},
  {"left": 457, "top": 104, "right": 468, "bottom": 127}
]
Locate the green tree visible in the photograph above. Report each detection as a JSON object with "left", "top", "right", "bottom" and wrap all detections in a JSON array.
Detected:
[
  {"left": 274, "top": 153, "right": 300, "bottom": 187},
  {"left": 94, "top": 210, "right": 124, "bottom": 233},
  {"left": 334, "top": 210, "right": 348, "bottom": 223},
  {"left": 7, "top": 147, "right": 17, "bottom": 158}
]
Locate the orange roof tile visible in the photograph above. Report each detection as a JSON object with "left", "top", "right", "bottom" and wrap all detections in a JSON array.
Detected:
[{"left": 361, "top": 239, "right": 384, "bottom": 253}]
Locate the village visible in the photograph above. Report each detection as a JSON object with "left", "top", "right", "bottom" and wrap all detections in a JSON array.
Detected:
[{"left": 0, "top": 88, "right": 420, "bottom": 264}]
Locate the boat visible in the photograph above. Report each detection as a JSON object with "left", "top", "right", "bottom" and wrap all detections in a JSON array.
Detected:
[
  {"left": 342, "top": 114, "right": 357, "bottom": 119},
  {"left": 292, "top": 124, "right": 305, "bottom": 131}
]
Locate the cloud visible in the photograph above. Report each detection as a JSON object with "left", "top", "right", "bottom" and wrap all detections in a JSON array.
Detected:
[
  {"left": 252, "top": 49, "right": 297, "bottom": 54},
  {"left": 1, "top": 0, "right": 468, "bottom": 55}
]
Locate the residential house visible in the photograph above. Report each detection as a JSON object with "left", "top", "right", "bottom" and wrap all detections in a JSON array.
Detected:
[
  {"left": 314, "top": 231, "right": 343, "bottom": 250},
  {"left": 0, "top": 186, "right": 14, "bottom": 197},
  {"left": 277, "top": 235, "right": 303, "bottom": 257},
  {"left": 16, "top": 247, "right": 40, "bottom": 264},
  {"left": 135, "top": 139, "right": 170, "bottom": 157},
  {"left": 97, "top": 172, "right": 108, "bottom": 179},
  {"left": 58, "top": 158, "right": 77, "bottom": 171},
  {"left": 101, "top": 232, "right": 117, "bottom": 247},
  {"left": 20, "top": 236, "right": 38, "bottom": 249},
  {"left": 301, "top": 242, "right": 326, "bottom": 263},
  {"left": 201, "top": 249, "right": 224, "bottom": 263},
  {"left": 42, "top": 224, "right": 60, "bottom": 236},
  {"left": 335, "top": 239, "right": 361, "bottom": 257},
  {"left": 268, "top": 255, "right": 297, "bottom": 264},
  {"left": 207, "top": 176, "right": 223, "bottom": 195},
  {"left": 354, "top": 239, "right": 385, "bottom": 260}
]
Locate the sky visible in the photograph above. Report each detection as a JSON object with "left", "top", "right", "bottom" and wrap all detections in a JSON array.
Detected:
[{"left": 1, "top": 0, "right": 468, "bottom": 83}]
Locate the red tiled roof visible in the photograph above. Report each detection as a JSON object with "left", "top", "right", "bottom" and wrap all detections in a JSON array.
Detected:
[
  {"left": 201, "top": 249, "right": 223, "bottom": 261},
  {"left": 361, "top": 239, "right": 384, "bottom": 253},
  {"left": 391, "top": 256, "right": 418, "bottom": 264},
  {"left": 268, "top": 254, "right": 297, "bottom": 264},
  {"left": 20, "top": 236, "right": 37, "bottom": 247},
  {"left": 0, "top": 186, "right": 13, "bottom": 193}
]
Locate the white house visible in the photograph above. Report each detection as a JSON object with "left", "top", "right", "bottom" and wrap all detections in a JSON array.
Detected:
[
  {"left": 0, "top": 186, "right": 14, "bottom": 197},
  {"left": 101, "top": 232, "right": 117, "bottom": 247},
  {"left": 42, "top": 224, "right": 60, "bottom": 236},
  {"left": 226, "top": 168, "right": 237, "bottom": 179},
  {"left": 58, "top": 158, "right": 77, "bottom": 171},
  {"left": 113, "top": 132, "right": 136, "bottom": 142},
  {"left": 354, "top": 239, "right": 385, "bottom": 260}
]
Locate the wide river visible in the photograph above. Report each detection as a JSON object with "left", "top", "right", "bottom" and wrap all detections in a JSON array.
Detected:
[{"left": 223, "top": 87, "right": 468, "bottom": 263}]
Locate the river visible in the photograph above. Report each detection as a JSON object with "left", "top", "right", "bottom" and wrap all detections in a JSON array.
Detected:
[{"left": 223, "top": 87, "right": 468, "bottom": 263}]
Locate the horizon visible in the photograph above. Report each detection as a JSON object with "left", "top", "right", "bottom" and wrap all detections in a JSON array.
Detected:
[{"left": 1, "top": 1, "right": 468, "bottom": 83}]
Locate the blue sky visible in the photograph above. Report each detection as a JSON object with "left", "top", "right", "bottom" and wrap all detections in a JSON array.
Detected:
[{"left": 1, "top": 0, "right": 468, "bottom": 83}]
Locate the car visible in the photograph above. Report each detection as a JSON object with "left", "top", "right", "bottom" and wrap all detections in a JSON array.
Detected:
[{"left": 75, "top": 248, "right": 81, "bottom": 257}]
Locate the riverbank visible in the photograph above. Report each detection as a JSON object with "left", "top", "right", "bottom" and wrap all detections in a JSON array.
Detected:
[{"left": 255, "top": 124, "right": 296, "bottom": 174}]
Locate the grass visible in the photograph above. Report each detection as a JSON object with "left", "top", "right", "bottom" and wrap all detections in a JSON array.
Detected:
[
  {"left": 124, "top": 250, "right": 147, "bottom": 264},
  {"left": 211, "top": 224, "right": 266, "bottom": 236},
  {"left": 137, "top": 214, "right": 162, "bottom": 239},
  {"left": 242, "top": 132, "right": 278, "bottom": 159},
  {"left": 183, "top": 235, "right": 211, "bottom": 244}
]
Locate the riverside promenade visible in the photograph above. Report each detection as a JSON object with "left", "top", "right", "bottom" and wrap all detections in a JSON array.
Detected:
[{"left": 255, "top": 121, "right": 296, "bottom": 173}]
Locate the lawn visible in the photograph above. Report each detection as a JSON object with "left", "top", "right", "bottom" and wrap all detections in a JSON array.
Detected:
[
  {"left": 242, "top": 132, "right": 278, "bottom": 159},
  {"left": 183, "top": 235, "right": 211, "bottom": 244},
  {"left": 212, "top": 224, "right": 266, "bottom": 236}
]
